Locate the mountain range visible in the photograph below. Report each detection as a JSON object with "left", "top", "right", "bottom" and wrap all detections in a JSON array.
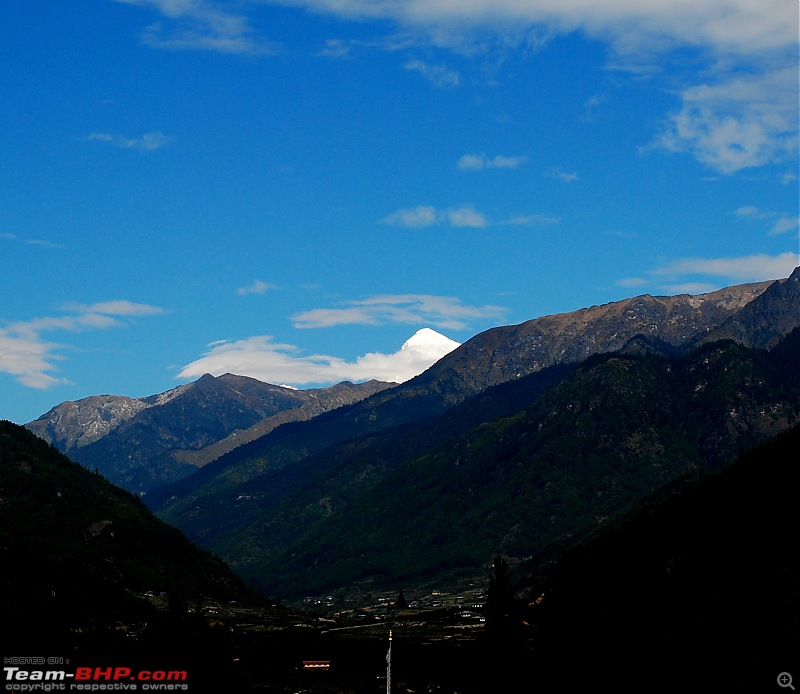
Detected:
[
  {"left": 27, "top": 374, "right": 392, "bottom": 492},
  {"left": 25, "top": 267, "right": 800, "bottom": 600}
]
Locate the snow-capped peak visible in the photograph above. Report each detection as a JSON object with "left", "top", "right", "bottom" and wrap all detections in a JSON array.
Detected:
[{"left": 401, "top": 328, "right": 461, "bottom": 361}]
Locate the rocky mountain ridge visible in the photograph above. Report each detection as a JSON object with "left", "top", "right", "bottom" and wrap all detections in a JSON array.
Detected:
[
  {"left": 419, "top": 277, "right": 779, "bottom": 395},
  {"left": 26, "top": 394, "right": 152, "bottom": 450},
  {"left": 27, "top": 374, "right": 393, "bottom": 492}
]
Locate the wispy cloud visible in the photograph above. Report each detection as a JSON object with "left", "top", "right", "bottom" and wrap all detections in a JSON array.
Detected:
[
  {"left": 381, "top": 205, "right": 559, "bottom": 229},
  {"left": 1, "top": 232, "right": 64, "bottom": 249},
  {"left": 61, "top": 301, "right": 166, "bottom": 318},
  {"left": 380, "top": 205, "right": 488, "bottom": 229},
  {"left": 285, "top": 0, "right": 797, "bottom": 174},
  {"left": 735, "top": 206, "right": 765, "bottom": 219},
  {"left": 582, "top": 94, "right": 607, "bottom": 122},
  {"left": 114, "top": 1, "right": 796, "bottom": 174},
  {"left": 782, "top": 172, "right": 798, "bottom": 186},
  {"left": 112, "top": 0, "right": 277, "bottom": 55},
  {"left": 458, "top": 153, "right": 526, "bottom": 170},
  {"left": 657, "top": 66, "right": 799, "bottom": 174},
  {"left": 83, "top": 131, "right": 171, "bottom": 151},
  {"left": 502, "top": 214, "right": 561, "bottom": 226},
  {"left": 404, "top": 59, "right": 460, "bottom": 88},
  {"left": 652, "top": 252, "right": 798, "bottom": 284},
  {"left": 446, "top": 206, "right": 487, "bottom": 228},
  {"left": 769, "top": 217, "right": 799, "bottom": 237},
  {"left": 317, "top": 38, "right": 354, "bottom": 59},
  {"left": 0, "top": 332, "right": 64, "bottom": 389},
  {"left": 280, "top": 0, "right": 796, "bottom": 56},
  {"left": 544, "top": 168, "right": 578, "bottom": 183},
  {"left": 0, "top": 301, "right": 165, "bottom": 389},
  {"left": 237, "top": 279, "right": 276, "bottom": 295},
  {"left": 735, "top": 205, "right": 800, "bottom": 236},
  {"left": 177, "top": 329, "right": 461, "bottom": 386},
  {"left": 616, "top": 277, "right": 648, "bottom": 288},
  {"left": 292, "top": 294, "right": 505, "bottom": 331},
  {"left": 617, "top": 252, "right": 798, "bottom": 294},
  {"left": 381, "top": 205, "right": 439, "bottom": 229},
  {"left": 115, "top": 0, "right": 797, "bottom": 166}
]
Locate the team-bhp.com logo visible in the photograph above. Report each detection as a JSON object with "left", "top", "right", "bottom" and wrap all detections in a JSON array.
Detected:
[{"left": 4, "top": 665, "right": 189, "bottom": 691}]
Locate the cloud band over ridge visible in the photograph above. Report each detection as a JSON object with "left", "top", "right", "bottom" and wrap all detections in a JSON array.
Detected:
[{"left": 177, "top": 328, "right": 461, "bottom": 386}]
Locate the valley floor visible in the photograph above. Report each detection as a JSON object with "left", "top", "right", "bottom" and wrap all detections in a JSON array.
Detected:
[{"left": 11, "top": 594, "right": 795, "bottom": 694}]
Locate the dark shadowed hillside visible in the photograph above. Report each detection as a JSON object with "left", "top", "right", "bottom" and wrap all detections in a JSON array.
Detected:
[
  {"left": 0, "top": 420, "right": 256, "bottom": 637},
  {"left": 517, "top": 422, "right": 800, "bottom": 691}
]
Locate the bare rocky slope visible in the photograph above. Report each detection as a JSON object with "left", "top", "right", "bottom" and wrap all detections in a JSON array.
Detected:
[
  {"left": 418, "top": 277, "right": 779, "bottom": 396},
  {"left": 27, "top": 374, "right": 393, "bottom": 492}
]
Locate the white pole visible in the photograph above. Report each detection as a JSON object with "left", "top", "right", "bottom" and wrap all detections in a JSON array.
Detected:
[{"left": 386, "top": 630, "right": 392, "bottom": 694}]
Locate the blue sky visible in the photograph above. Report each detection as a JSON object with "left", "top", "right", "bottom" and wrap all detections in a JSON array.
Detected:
[{"left": 2, "top": 0, "right": 798, "bottom": 424}]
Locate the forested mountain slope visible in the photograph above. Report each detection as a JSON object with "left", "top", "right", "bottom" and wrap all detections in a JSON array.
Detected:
[
  {"left": 156, "top": 330, "right": 800, "bottom": 598},
  {"left": 0, "top": 421, "right": 255, "bottom": 633}
]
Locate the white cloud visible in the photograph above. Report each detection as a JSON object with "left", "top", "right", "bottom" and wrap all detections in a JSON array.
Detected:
[
  {"left": 268, "top": 0, "right": 796, "bottom": 56},
  {"left": 317, "top": 38, "right": 353, "bottom": 58},
  {"left": 0, "top": 301, "right": 165, "bottom": 390},
  {"left": 381, "top": 205, "right": 558, "bottom": 229},
  {"left": 735, "top": 206, "right": 761, "bottom": 218},
  {"left": 237, "top": 279, "right": 276, "bottom": 295},
  {"left": 658, "top": 282, "right": 720, "bottom": 295},
  {"left": 291, "top": 306, "right": 376, "bottom": 328},
  {"left": 112, "top": 0, "right": 277, "bottom": 55},
  {"left": 658, "top": 67, "right": 799, "bottom": 174},
  {"left": 769, "top": 217, "right": 799, "bottom": 237},
  {"left": 734, "top": 206, "right": 800, "bottom": 237},
  {"left": 139, "top": 0, "right": 794, "bottom": 63},
  {"left": 618, "top": 252, "right": 798, "bottom": 295},
  {"left": 0, "top": 332, "right": 67, "bottom": 389},
  {"left": 458, "top": 153, "right": 527, "bottom": 170},
  {"left": 117, "top": 0, "right": 797, "bottom": 174},
  {"left": 503, "top": 214, "right": 560, "bottom": 226},
  {"left": 381, "top": 205, "right": 439, "bottom": 228},
  {"left": 651, "top": 252, "right": 799, "bottom": 284},
  {"left": 582, "top": 94, "right": 607, "bottom": 122},
  {"left": 616, "top": 277, "right": 647, "bottom": 288},
  {"left": 404, "top": 59, "right": 460, "bottom": 88},
  {"left": 380, "top": 205, "right": 488, "bottom": 229},
  {"left": 446, "top": 206, "right": 487, "bottom": 228},
  {"left": 1, "top": 232, "right": 64, "bottom": 249},
  {"left": 84, "top": 131, "right": 171, "bottom": 151},
  {"left": 457, "top": 154, "right": 485, "bottom": 170},
  {"left": 294, "top": 0, "right": 796, "bottom": 174},
  {"left": 177, "top": 328, "right": 461, "bottom": 385},
  {"left": 292, "top": 294, "right": 505, "bottom": 331},
  {"left": 545, "top": 168, "right": 578, "bottom": 182},
  {"left": 64, "top": 301, "right": 167, "bottom": 317}
]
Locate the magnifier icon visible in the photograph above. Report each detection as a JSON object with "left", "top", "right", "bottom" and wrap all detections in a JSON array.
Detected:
[{"left": 778, "top": 673, "right": 795, "bottom": 690}]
